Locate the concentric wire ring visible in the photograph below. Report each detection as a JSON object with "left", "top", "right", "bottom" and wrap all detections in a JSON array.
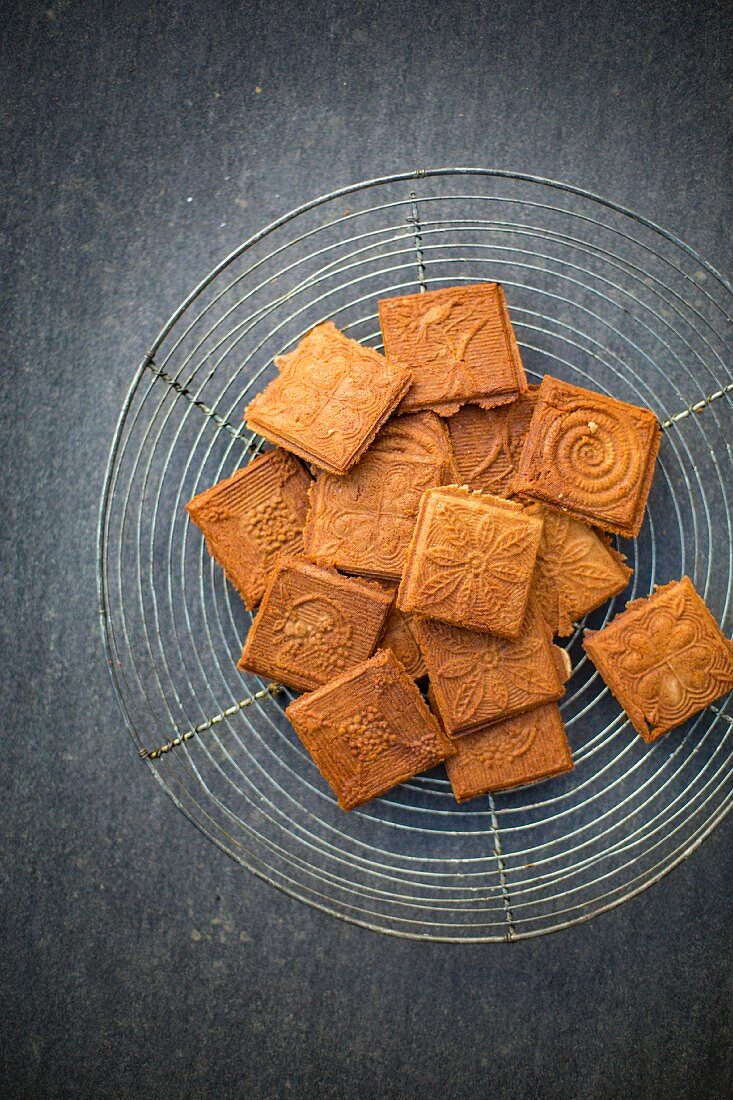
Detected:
[{"left": 98, "top": 169, "right": 733, "bottom": 940}]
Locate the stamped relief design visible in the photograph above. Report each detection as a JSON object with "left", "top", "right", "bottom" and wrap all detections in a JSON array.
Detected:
[
  {"left": 430, "top": 619, "right": 560, "bottom": 727},
  {"left": 533, "top": 510, "right": 632, "bottom": 635},
  {"left": 305, "top": 413, "right": 455, "bottom": 579},
  {"left": 242, "top": 493, "right": 303, "bottom": 558},
  {"left": 270, "top": 595, "right": 352, "bottom": 678},
  {"left": 474, "top": 719, "right": 538, "bottom": 768},
  {"left": 583, "top": 577, "right": 733, "bottom": 741},
  {"left": 245, "top": 322, "right": 411, "bottom": 473},
  {"left": 447, "top": 389, "right": 538, "bottom": 493},
  {"left": 418, "top": 509, "right": 529, "bottom": 619},
  {"left": 337, "top": 705, "right": 399, "bottom": 763},
  {"left": 378, "top": 284, "right": 526, "bottom": 413},
  {"left": 512, "top": 376, "right": 661, "bottom": 537}
]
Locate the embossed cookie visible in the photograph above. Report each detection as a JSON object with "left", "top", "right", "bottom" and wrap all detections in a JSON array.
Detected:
[
  {"left": 185, "top": 448, "right": 311, "bottom": 610},
  {"left": 285, "top": 649, "right": 455, "bottom": 810},
  {"left": 245, "top": 322, "right": 412, "bottom": 475},
  {"left": 443, "top": 703, "right": 574, "bottom": 800},
  {"left": 415, "top": 601, "right": 567, "bottom": 736},
  {"left": 397, "top": 486, "right": 544, "bottom": 638},
  {"left": 378, "top": 283, "right": 527, "bottom": 416},
  {"left": 446, "top": 386, "right": 539, "bottom": 494},
  {"left": 238, "top": 557, "right": 392, "bottom": 692},
  {"left": 378, "top": 605, "right": 427, "bottom": 680},
  {"left": 303, "top": 412, "right": 457, "bottom": 580},
  {"left": 583, "top": 576, "right": 733, "bottom": 742},
  {"left": 511, "top": 375, "right": 661, "bottom": 538},
  {"left": 531, "top": 508, "right": 633, "bottom": 637}
]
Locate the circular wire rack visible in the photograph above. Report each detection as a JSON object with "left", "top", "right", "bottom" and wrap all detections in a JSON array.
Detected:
[{"left": 98, "top": 169, "right": 733, "bottom": 941}]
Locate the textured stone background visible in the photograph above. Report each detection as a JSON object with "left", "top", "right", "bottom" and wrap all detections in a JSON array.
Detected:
[{"left": 1, "top": 1, "right": 732, "bottom": 1096}]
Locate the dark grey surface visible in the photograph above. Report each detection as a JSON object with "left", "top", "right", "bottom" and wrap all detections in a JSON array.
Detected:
[{"left": 2, "top": 1, "right": 732, "bottom": 1097}]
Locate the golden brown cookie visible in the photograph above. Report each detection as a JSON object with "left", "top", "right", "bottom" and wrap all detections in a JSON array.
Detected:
[
  {"left": 445, "top": 386, "right": 539, "bottom": 494},
  {"left": 583, "top": 576, "right": 733, "bottom": 742},
  {"left": 511, "top": 375, "right": 661, "bottom": 538},
  {"left": 397, "top": 486, "right": 544, "bottom": 638},
  {"left": 238, "top": 557, "right": 392, "bottom": 692},
  {"left": 286, "top": 650, "right": 455, "bottom": 810},
  {"left": 378, "top": 282, "right": 527, "bottom": 416},
  {"left": 377, "top": 605, "right": 427, "bottom": 680},
  {"left": 443, "top": 703, "right": 574, "bottom": 800},
  {"left": 303, "top": 412, "right": 457, "bottom": 580},
  {"left": 185, "top": 448, "right": 311, "bottom": 610},
  {"left": 415, "top": 600, "right": 566, "bottom": 736},
  {"left": 531, "top": 508, "right": 633, "bottom": 636},
  {"left": 245, "top": 322, "right": 412, "bottom": 475}
]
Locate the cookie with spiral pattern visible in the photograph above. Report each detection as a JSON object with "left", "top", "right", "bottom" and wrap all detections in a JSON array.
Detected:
[
  {"left": 286, "top": 649, "right": 455, "bottom": 810},
  {"left": 185, "top": 448, "right": 311, "bottom": 610},
  {"left": 238, "top": 557, "right": 392, "bottom": 692},
  {"left": 583, "top": 577, "right": 733, "bottom": 742},
  {"left": 245, "top": 322, "right": 412, "bottom": 475},
  {"left": 397, "top": 486, "right": 544, "bottom": 638},
  {"left": 446, "top": 386, "right": 539, "bottom": 494},
  {"left": 442, "top": 702, "right": 574, "bottom": 800},
  {"left": 378, "top": 282, "right": 527, "bottom": 416},
  {"left": 303, "top": 412, "right": 457, "bottom": 580},
  {"left": 511, "top": 375, "right": 661, "bottom": 538}
]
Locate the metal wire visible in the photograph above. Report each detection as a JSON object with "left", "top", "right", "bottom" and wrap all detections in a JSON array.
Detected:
[{"left": 97, "top": 169, "right": 733, "bottom": 941}]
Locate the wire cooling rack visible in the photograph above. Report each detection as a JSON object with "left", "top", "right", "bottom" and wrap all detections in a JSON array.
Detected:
[{"left": 98, "top": 169, "right": 733, "bottom": 941}]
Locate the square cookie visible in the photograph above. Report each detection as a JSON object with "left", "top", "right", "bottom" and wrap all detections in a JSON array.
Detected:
[
  {"left": 511, "top": 375, "right": 661, "bottom": 538},
  {"left": 444, "top": 703, "right": 574, "bottom": 801},
  {"left": 245, "top": 321, "right": 412, "bottom": 475},
  {"left": 415, "top": 601, "right": 567, "bottom": 736},
  {"left": 286, "top": 650, "right": 455, "bottom": 810},
  {"left": 185, "top": 448, "right": 311, "bottom": 610},
  {"left": 397, "top": 486, "right": 543, "bottom": 638},
  {"left": 303, "top": 412, "right": 457, "bottom": 580},
  {"left": 583, "top": 576, "right": 733, "bottom": 742},
  {"left": 378, "top": 282, "right": 527, "bottom": 416},
  {"left": 446, "top": 386, "right": 539, "bottom": 494},
  {"left": 531, "top": 507, "right": 633, "bottom": 637},
  {"left": 378, "top": 604, "right": 428, "bottom": 681},
  {"left": 238, "top": 557, "right": 392, "bottom": 692}
]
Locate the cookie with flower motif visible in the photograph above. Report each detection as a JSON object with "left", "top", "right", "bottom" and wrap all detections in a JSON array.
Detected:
[
  {"left": 245, "top": 322, "right": 412, "bottom": 475},
  {"left": 303, "top": 412, "right": 457, "bottom": 580},
  {"left": 415, "top": 600, "right": 567, "bottom": 736},
  {"left": 286, "top": 649, "right": 455, "bottom": 810},
  {"left": 238, "top": 557, "right": 392, "bottom": 692},
  {"left": 583, "top": 576, "right": 733, "bottom": 741},
  {"left": 441, "top": 702, "right": 574, "bottom": 800},
  {"left": 185, "top": 448, "right": 311, "bottom": 609},
  {"left": 397, "top": 486, "right": 544, "bottom": 638},
  {"left": 378, "top": 283, "right": 527, "bottom": 416},
  {"left": 530, "top": 507, "right": 633, "bottom": 636}
]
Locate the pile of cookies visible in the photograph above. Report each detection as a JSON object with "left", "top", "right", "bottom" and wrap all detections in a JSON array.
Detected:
[{"left": 186, "top": 283, "right": 733, "bottom": 810}]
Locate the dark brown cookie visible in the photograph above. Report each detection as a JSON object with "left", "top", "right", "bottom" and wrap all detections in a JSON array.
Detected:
[
  {"left": 511, "top": 375, "right": 661, "bottom": 538},
  {"left": 583, "top": 576, "right": 733, "bottom": 742},
  {"left": 415, "top": 600, "right": 566, "bottom": 736},
  {"left": 378, "top": 282, "right": 527, "bottom": 416},
  {"left": 185, "top": 448, "right": 311, "bottom": 610},
  {"left": 303, "top": 412, "right": 457, "bottom": 580},
  {"left": 446, "top": 386, "right": 539, "bottom": 494},
  {"left": 530, "top": 507, "right": 633, "bottom": 637},
  {"left": 443, "top": 702, "right": 574, "bottom": 801},
  {"left": 285, "top": 649, "right": 455, "bottom": 810},
  {"left": 245, "top": 321, "right": 412, "bottom": 475},
  {"left": 238, "top": 557, "right": 392, "bottom": 692},
  {"left": 397, "top": 486, "right": 544, "bottom": 638}
]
